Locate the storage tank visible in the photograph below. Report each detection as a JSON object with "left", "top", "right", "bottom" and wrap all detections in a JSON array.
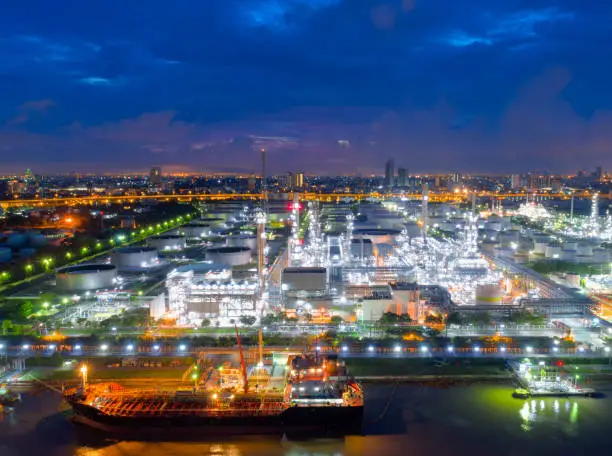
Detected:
[
  {"left": 0, "top": 247, "right": 12, "bottom": 262},
  {"left": 592, "top": 248, "right": 610, "bottom": 263},
  {"left": 545, "top": 243, "right": 562, "bottom": 259},
  {"left": 353, "top": 229, "right": 401, "bottom": 246},
  {"left": 226, "top": 235, "right": 257, "bottom": 251},
  {"left": 147, "top": 235, "right": 187, "bottom": 251},
  {"left": 282, "top": 267, "right": 327, "bottom": 293},
  {"left": 56, "top": 264, "right": 117, "bottom": 291},
  {"left": 180, "top": 224, "right": 211, "bottom": 239},
  {"left": 206, "top": 246, "right": 252, "bottom": 266},
  {"left": 6, "top": 233, "right": 27, "bottom": 248},
  {"left": 560, "top": 249, "right": 577, "bottom": 262},
  {"left": 27, "top": 231, "right": 47, "bottom": 247},
  {"left": 475, "top": 284, "right": 504, "bottom": 305},
  {"left": 111, "top": 247, "right": 159, "bottom": 269},
  {"left": 351, "top": 239, "right": 374, "bottom": 258},
  {"left": 404, "top": 222, "right": 421, "bottom": 238},
  {"left": 577, "top": 243, "right": 593, "bottom": 257},
  {"left": 533, "top": 241, "right": 548, "bottom": 255}
]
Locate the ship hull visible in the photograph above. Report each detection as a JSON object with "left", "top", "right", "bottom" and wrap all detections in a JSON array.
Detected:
[{"left": 68, "top": 400, "right": 363, "bottom": 439}]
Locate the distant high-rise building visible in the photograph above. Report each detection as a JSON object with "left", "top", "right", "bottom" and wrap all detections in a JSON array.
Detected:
[
  {"left": 510, "top": 174, "right": 523, "bottom": 189},
  {"left": 452, "top": 172, "right": 461, "bottom": 183},
  {"left": 149, "top": 166, "right": 162, "bottom": 186},
  {"left": 397, "top": 168, "right": 408, "bottom": 187},
  {"left": 594, "top": 166, "right": 603, "bottom": 180},
  {"left": 384, "top": 159, "right": 395, "bottom": 188}
]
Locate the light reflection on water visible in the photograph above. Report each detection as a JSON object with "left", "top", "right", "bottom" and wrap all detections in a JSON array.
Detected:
[{"left": 1, "top": 383, "right": 611, "bottom": 456}]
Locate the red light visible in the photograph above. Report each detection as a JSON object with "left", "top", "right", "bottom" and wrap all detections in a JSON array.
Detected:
[{"left": 557, "top": 360, "right": 564, "bottom": 367}]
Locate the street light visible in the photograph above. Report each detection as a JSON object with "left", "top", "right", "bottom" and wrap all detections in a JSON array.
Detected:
[
  {"left": 368, "top": 345, "right": 375, "bottom": 352},
  {"left": 525, "top": 346, "right": 533, "bottom": 353},
  {"left": 100, "top": 344, "right": 108, "bottom": 351},
  {"left": 126, "top": 344, "right": 134, "bottom": 351},
  {"left": 179, "top": 344, "right": 186, "bottom": 351}
]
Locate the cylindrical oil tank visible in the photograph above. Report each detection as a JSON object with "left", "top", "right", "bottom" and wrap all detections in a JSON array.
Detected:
[
  {"left": 351, "top": 239, "right": 373, "bottom": 258},
  {"left": 56, "top": 264, "right": 117, "bottom": 291},
  {"left": 533, "top": 242, "right": 548, "bottom": 255},
  {"left": 180, "top": 224, "right": 211, "bottom": 239},
  {"left": 560, "top": 249, "right": 577, "bottom": 262},
  {"left": 206, "top": 246, "right": 251, "bottom": 266},
  {"left": 226, "top": 235, "right": 257, "bottom": 251},
  {"left": 147, "top": 235, "right": 187, "bottom": 251},
  {"left": 577, "top": 243, "right": 593, "bottom": 257},
  {"left": 111, "top": 247, "right": 159, "bottom": 269},
  {"left": 6, "top": 233, "right": 27, "bottom": 248},
  {"left": 28, "top": 231, "right": 47, "bottom": 247},
  {"left": 282, "top": 267, "right": 327, "bottom": 292},
  {"left": 0, "top": 247, "right": 12, "bottom": 262},
  {"left": 545, "top": 243, "right": 562, "bottom": 259},
  {"left": 475, "top": 284, "right": 503, "bottom": 305},
  {"left": 593, "top": 248, "right": 610, "bottom": 263},
  {"left": 564, "top": 241, "right": 578, "bottom": 251},
  {"left": 404, "top": 222, "right": 421, "bottom": 238},
  {"left": 353, "top": 229, "right": 401, "bottom": 246}
]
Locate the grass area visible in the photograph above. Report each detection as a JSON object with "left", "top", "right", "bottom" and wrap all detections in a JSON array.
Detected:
[{"left": 345, "top": 357, "right": 508, "bottom": 377}]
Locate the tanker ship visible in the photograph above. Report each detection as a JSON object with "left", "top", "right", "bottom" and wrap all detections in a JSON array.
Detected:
[{"left": 65, "top": 352, "right": 363, "bottom": 439}]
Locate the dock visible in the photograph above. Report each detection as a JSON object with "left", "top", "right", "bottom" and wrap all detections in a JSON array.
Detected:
[{"left": 508, "top": 359, "right": 595, "bottom": 398}]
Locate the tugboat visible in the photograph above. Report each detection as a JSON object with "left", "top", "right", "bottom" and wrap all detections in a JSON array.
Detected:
[{"left": 512, "top": 387, "right": 531, "bottom": 399}]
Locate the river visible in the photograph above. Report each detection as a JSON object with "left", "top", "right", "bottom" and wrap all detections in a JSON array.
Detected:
[{"left": 1, "top": 381, "right": 611, "bottom": 456}]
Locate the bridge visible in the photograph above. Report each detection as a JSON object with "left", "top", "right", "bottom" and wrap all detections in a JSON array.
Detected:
[{"left": 1, "top": 190, "right": 608, "bottom": 209}]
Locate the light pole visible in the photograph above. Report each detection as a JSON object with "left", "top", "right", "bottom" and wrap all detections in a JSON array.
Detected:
[{"left": 80, "top": 364, "right": 88, "bottom": 390}]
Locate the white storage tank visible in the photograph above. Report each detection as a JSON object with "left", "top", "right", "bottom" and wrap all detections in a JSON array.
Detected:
[
  {"left": 147, "top": 235, "right": 187, "bottom": 251},
  {"left": 111, "top": 246, "right": 159, "bottom": 270},
  {"left": 180, "top": 224, "right": 211, "bottom": 239},
  {"left": 577, "top": 243, "right": 593, "bottom": 257},
  {"left": 475, "top": 284, "right": 504, "bottom": 305},
  {"left": 560, "top": 249, "right": 577, "bottom": 262},
  {"left": 282, "top": 267, "right": 327, "bottom": 293},
  {"left": 351, "top": 239, "right": 374, "bottom": 258},
  {"left": 226, "top": 235, "right": 257, "bottom": 251},
  {"left": 592, "top": 248, "right": 610, "bottom": 263},
  {"left": 533, "top": 241, "right": 548, "bottom": 255},
  {"left": 353, "top": 229, "right": 401, "bottom": 246},
  {"left": 56, "top": 264, "right": 118, "bottom": 291},
  {"left": 545, "top": 243, "right": 562, "bottom": 259},
  {"left": 206, "top": 246, "right": 252, "bottom": 266}
]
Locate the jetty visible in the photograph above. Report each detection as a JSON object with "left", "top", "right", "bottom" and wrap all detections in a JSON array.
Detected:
[{"left": 508, "top": 359, "right": 595, "bottom": 398}]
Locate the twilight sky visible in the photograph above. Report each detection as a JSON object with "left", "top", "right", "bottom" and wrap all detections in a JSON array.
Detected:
[{"left": 1, "top": 0, "right": 612, "bottom": 175}]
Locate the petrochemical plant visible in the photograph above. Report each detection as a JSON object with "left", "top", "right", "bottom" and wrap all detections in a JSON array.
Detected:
[{"left": 5, "top": 187, "right": 608, "bottom": 330}]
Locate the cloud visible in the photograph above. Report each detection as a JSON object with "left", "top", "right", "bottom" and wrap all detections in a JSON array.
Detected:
[{"left": 0, "top": 1, "right": 611, "bottom": 172}]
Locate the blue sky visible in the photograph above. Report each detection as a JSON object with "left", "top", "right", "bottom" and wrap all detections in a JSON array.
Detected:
[{"left": 1, "top": 0, "right": 612, "bottom": 174}]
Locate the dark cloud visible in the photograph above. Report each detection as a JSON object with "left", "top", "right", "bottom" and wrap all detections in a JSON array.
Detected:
[{"left": 0, "top": 0, "right": 611, "bottom": 173}]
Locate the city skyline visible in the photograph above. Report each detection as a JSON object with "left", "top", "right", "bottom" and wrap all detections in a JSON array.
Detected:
[{"left": 2, "top": 1, "right": 612, "bottom": 174}]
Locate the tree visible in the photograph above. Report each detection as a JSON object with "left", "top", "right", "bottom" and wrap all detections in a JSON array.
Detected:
[
  {"left": 239, "top": 316, "right": 257, "bottom": 326},
  {"left": 201, "top": 318, "right": 211, "bottom": 328},
  {"left": 425, "top": 314, "right": 444, "bottom": 324},
  {"left": 1, "top": 319, "right": 12, "bottom": 335},
  {"left": 445, "top": 312, "right": 464, "bottom": 325},
  {"left": 330, "top": 315, "right": 344, "bottom": 325},
  {"left": 379, "top": 312, "right": 400, "bottom": 325},
  {"left": 261, "top": 314, "right": 279, "bottom": 326},
  {"left": 19, "top": 301, "right": 34, "bottom": 319}
]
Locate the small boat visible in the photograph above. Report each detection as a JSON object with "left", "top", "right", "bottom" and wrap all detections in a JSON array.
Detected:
[
  {"left": 0, "top": 389, "right": 22, "bottom": 406},
  {"left": 512, "top": 388, "right": 530, "bottom": 399}
]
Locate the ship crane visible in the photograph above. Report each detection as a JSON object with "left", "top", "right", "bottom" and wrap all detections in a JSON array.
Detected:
[{"left": 235, "top": 324, "right": 249, "bottom": 393}]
